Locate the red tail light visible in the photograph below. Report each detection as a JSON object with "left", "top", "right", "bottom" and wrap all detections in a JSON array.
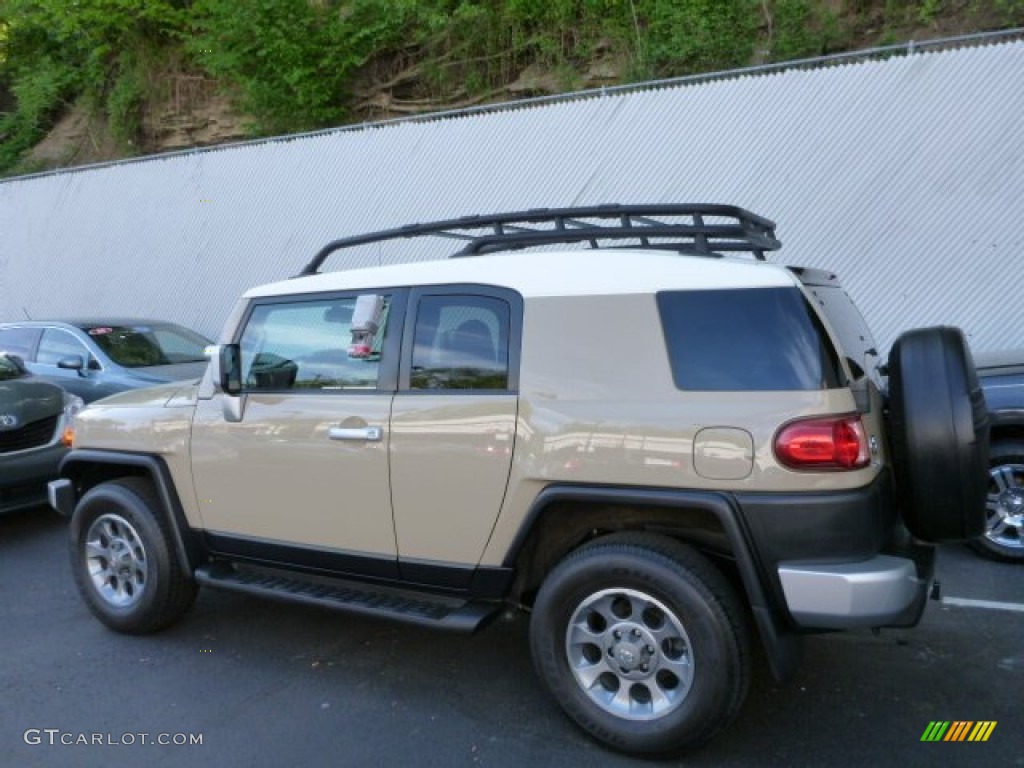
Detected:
[{"left": 774, "top": 415, "right": 869, "bottom": 470}]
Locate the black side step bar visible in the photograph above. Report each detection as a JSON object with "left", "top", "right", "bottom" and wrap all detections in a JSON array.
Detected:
[{"left": 194, "top": 563, "right": 502, "bottom": 634}]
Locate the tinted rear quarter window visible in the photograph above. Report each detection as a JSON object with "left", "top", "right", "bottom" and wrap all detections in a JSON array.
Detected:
[
  {"left": 410, "top": 295, "right": 510, "bottom": 390},
  {"left": 657, "top": 288, "right": 843, "bottom": 391}
]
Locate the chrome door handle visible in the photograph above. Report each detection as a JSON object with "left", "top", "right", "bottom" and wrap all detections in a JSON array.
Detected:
[{"left": 328, "top": 426, "right": 383, "bottom": 442}]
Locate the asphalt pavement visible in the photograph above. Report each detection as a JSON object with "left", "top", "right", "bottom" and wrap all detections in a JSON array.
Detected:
[{"left": 2, "top": 507, "right": 1021, "bottom": 768}]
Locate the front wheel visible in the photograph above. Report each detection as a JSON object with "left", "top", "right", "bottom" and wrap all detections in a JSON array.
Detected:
[
  {"left": 529, "top": 533, "right": 751, "bottom": 756},
  {"left": 69, "top": 478, "right": 198, "bottom": 633}
]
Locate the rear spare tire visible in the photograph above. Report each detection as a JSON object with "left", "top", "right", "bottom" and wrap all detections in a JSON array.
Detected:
[{"left": 887, "top": 326, "right": 988, "bottom": 542}]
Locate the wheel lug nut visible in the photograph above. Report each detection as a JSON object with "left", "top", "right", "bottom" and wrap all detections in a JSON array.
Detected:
[
  {"left": 632, "top": 628, "right": 641, "bottom": 638},
  {"left": 646, "top": 645, "right": 655, "bottom": 654},
  {"left": 613, "top": 630, "right": 621, "bottom": 640},
  {"left": 640, "top": 663, "right": 649, "bottom": 672}
]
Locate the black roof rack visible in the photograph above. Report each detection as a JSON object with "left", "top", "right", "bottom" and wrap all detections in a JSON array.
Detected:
[{"left": 297, "top": 204, "right": 780, "bottom": 276}]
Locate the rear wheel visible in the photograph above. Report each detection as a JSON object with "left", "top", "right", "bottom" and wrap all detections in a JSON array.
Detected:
[
  {"left": 529, "top": 533, "right": 750, "bottom": 756},
  {"left": 69, "top": 478, "right": 197, "bottom": 633},
  {"left": 969, "top": 441, "right": 1024, "bottom": 562}
]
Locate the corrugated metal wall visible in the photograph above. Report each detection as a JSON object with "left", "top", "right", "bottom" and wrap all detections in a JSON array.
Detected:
[{"left": 2, "top": 38, "right": 1022, "bottom": 353}]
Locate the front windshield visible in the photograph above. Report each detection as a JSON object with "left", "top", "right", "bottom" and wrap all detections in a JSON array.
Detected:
[
  {"left": 81, "top": 324, "right": 211, "bottom": 368},
  {"left": 0, "top": 353, "right": 28, "bottom": 381}
]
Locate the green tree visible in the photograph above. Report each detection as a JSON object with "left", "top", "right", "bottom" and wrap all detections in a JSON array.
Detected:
[{"left": 188, "top": 0, "right": 415, "bottom": 134}]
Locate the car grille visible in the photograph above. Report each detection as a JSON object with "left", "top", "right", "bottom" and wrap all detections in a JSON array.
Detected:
[{"left": 0, "top": 414, "right": 60, "bottom": 454}]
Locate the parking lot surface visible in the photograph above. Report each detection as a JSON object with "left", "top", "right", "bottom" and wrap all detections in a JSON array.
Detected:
[{"left": 2, "top": 507, "right": 1021, "bottom": 767}]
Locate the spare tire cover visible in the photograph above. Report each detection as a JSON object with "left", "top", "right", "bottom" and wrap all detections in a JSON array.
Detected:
[{"left": 887, "top": 326, "right": 989, "bottom": 542}]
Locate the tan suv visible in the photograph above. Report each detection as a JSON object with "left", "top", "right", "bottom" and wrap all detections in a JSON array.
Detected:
[{"left": 48, "top": 205, "right": 988, "bottom": 756}]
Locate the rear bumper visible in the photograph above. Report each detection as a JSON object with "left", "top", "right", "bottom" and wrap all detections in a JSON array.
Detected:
[
  {"left": 736, "top": 470, "right": 935, "bottom": 630},
  {"left": 778, "top": 554, "right": 931, "bottom": 629}
]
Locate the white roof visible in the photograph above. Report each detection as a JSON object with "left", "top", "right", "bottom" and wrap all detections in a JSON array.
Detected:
[{"left": 244, "top": 249, "right": 797, "bottom": 299}]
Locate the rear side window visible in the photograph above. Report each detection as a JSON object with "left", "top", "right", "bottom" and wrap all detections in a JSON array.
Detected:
[
  {"left": 657, "top": 288, "right": 843, "bottom": 391},
  {"left": 0, "top": 327, "right": 41, "bottom": 359},
  {"left": 410, "top": 295, "right": 510, "bottom": 390}
]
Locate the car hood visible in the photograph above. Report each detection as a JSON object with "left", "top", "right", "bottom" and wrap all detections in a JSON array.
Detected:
[
  {"left": 975, "top": 349, "right": 1024, "bottom": 372},
  {"left": 0, "top": 379, "right": 64, "bottom": 425},
  {"left": 89, "top": 380, "right": 197, "bottom": 408},
  {"left": 130, "top": 361, "right": 210, "bottom": 383}
]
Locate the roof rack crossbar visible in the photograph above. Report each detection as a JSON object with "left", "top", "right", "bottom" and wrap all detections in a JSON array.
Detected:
[
  {"left": 630, "top": 216, "right": 666, "bottom": 227},
  {"left": 297, "top": 204, "right": 780, "bottom": 276},
  {"left": 431, "top": 230, "right": 476, "bottom": 241},
  {"left": 693, "top": 213, "right": 711, "bottom": 255},
  {"left": 496, "top": 223, "right": 540, "bottom": 234},
  {"left": 562, "top": 218, "right": 596, "bottom": 229},
  {"left": 453, "top": 225, "right": 779, "bottom": 256}
]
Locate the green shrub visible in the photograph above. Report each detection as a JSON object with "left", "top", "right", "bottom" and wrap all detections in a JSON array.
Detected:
[
  {"left": 615, "top": 0, "right": 759, "bottom": 78},
  {"left": 769, "top": 0, "right": 843, "bottom": 61},
  {"left": 188, "top": 0, "right": 415, "bottom": 135},
  {"left": 107, "top": 63, "right": 145, "bottom": 148},
  {"left": 0, "top": 57, "right": 77, "bottom": 173}
]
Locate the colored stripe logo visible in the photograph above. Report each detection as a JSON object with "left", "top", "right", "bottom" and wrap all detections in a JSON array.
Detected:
[{"left": 921, "top": 721, "right": 996, "bottom": 742}]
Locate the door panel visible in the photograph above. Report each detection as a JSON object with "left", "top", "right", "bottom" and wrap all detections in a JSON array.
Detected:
[
  {"left": 390, "top": 289, "right": 521, "bottom": 568},
  {"left": 191, "top": 393, "right": 395, "bottom": 557},
  {"left": 390, "top": 395, "right": 516, "bottom": 565}
]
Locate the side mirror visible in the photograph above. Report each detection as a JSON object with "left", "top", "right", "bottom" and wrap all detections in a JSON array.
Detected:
[
  {"left": 57, "top": 355, "right": 85, "bottom": 374},
  {"left": 349, "top": 294, "right": 386, "bottom": 359},
  {"left": 208, "top": 344, "right": 242, "bottom": 396}
]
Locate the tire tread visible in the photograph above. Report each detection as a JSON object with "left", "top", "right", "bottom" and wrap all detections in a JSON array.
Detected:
[
  {"left": 530, "top": 532, "right": 752, "bottom": 756},
  {"left": 70, "top": 477, "right": 197, "bottom": 634}
]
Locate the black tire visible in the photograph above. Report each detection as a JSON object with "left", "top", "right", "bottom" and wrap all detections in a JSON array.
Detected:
[
  {"left": 529, "top": 533, "right": 751, "bottom": 757},
  {"left": 887, "top": 326, "right": 989, "bottom": 542},
  {"left": 968, "top": 440, "right": 1024, "bottom": 562},
  {"left": 69, "top": 477, "right": 198, "bottom": 633}
]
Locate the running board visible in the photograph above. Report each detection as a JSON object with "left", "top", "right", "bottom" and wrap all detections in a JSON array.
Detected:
[{"left": 194, "top": 563, "right": 502, "bottom": 633}]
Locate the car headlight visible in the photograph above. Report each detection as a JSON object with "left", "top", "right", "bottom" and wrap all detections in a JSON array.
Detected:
[
  {"left": 63, "top": 392, "right": 84, "bottom": 418},
  {"left": 61, "top": 393, "right": 84, "bottom": 447}
]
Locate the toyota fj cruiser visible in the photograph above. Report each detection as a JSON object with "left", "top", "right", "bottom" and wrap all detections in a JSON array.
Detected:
[{"left": 49, "top": 205, "right": 988, "bottom": 756}]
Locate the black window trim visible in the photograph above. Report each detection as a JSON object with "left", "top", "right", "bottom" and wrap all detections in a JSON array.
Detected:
[
  {"left": 231, "top": 288, "right": 409, "bottom": 395},
  {"left": 803, "top": 284, "right": 877, "bottom": 388},
  {"left": 398, "top": 284, "right": 524, "bottom": 395}
]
